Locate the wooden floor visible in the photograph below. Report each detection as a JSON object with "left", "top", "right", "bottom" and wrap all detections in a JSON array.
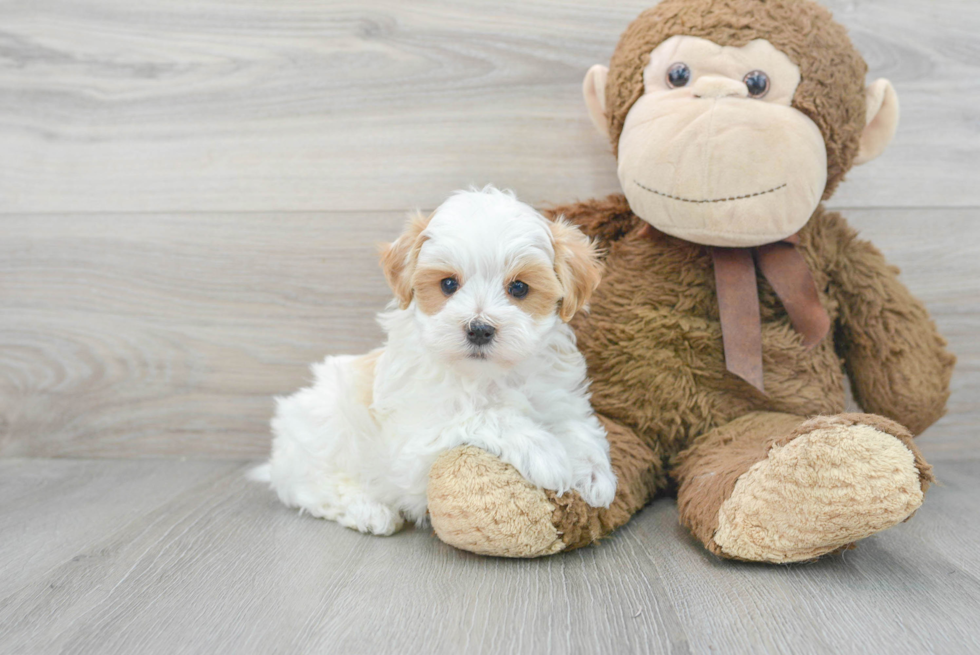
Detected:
[
  {"left": 2, "top": 1, "right": 979, "bottom": 653},
  {"left": 1, "top": 454, "right": 979, "bottom": 654}
]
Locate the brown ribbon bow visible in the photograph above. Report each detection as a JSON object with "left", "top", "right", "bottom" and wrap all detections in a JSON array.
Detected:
[
  {"left": 640, "top": 224, "right": 830, "bottom": 393},
  {"left": 710, "top": 234, "right": 830, "bottom": 393}
]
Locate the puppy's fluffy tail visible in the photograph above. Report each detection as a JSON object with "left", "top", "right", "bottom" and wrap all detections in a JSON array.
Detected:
[{"left": 247, "top": 463, "right": 272, "bottom": 484}]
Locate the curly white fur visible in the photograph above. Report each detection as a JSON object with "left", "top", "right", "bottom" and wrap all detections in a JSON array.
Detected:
[{"left": 256, "top": 187, "right": 616, "bottom": 535}]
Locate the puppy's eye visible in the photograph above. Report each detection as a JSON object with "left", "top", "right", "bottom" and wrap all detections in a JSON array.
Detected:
[
  {"left": 508, "top": 280, "right": 529, "bottom": 299},
  {"left": 743, "top": 70, "right": 770, "bottom": 98},
  {"left": 666, "top": 63, "right": 691, "bottom": 88},
  {"left": 440, "top": 278, "right": 459, "bottom": 295}
]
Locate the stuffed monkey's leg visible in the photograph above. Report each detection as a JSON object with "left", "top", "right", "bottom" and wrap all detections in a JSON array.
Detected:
[
  {"left": 428, "top": 415, "right": 666, "bottom": 557},
  {"left": 672, "top": 412, "right": 934, "bottom": 563}
]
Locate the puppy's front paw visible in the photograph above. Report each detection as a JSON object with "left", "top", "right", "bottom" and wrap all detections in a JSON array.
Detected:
[
  {"left": 507, "top": 443, "right": 574, "bottom": 497},
  {"left": 573, "top": 459, "right": 617, "bottom": 508}
]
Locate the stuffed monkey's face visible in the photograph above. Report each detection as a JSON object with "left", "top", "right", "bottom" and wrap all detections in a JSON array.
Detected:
[{"left": 616, "top": 36, "right": 827, "bottom": 247}]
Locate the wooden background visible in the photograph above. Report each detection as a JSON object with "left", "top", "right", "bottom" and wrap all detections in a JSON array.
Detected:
[
  {"left": 2, "top": 0, "right": 977, "bottom": 460},
  {"left": 2, "top": 2, "right": 980, "bottom": 653}
]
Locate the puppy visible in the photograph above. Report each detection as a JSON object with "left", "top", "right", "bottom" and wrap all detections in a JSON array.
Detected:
[{"left": 254, "top": 187, "right": 616, "bottom": 535}]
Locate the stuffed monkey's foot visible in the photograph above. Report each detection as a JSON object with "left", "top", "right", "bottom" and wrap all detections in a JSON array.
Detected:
[
  {"left": 676, "top": 413, "right": 934, "bottom": 564},
  {"left": 428, "top": 417, "right": 664, "bottom": 557},
  {"left": 428, "top": 445, "right": 565, "bottom": 557}
]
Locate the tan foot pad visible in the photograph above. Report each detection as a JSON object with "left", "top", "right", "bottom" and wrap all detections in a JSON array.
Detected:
[
  {"left": 714, "top": 424, "right": 924, "bottom": 563},
  {"left": 428, "top": 446, "right": 564, "bottom": 558}
]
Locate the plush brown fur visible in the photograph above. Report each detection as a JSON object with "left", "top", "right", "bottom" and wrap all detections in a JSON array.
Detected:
[
  {"left": 605, "top": 0, "right": 867, "bottom": 198},
  {"left": 558, "top": 196, "right": 954, "bottom": 451},
  {"left": 427, "top": 0, "right": 955, "bottom": 562}
]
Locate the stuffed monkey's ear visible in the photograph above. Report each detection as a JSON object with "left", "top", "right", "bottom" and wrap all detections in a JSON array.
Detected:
[
  {"left": 583, "top": 64, "right": 610, "bottom": 140},
  {"left": 380, "top": 211, "right": 431, "bottom": 309},
  {"left": 854, "top": 79, "right": 900, "bottom": 166},
  {"left": 551, "top": 218, "right": 604, "bottom": 322}
]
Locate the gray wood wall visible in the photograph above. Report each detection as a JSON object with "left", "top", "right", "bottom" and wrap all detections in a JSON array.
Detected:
[{"left": 2, "top": 0, "right": 978, "bottom": 459}]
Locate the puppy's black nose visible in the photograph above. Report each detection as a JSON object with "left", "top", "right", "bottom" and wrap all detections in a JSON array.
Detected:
[{"left": 466, "top": 323, "right": 496, "bottom": 346}]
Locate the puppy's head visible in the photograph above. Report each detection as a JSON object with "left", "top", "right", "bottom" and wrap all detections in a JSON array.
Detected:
[{"left": 380, "top": 187, "right": 602, "bottom": 370}]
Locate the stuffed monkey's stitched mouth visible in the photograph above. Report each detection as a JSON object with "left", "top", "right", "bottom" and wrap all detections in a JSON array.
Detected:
[{"left": 633, "top": 180, "right": 787, "bottom": 204}]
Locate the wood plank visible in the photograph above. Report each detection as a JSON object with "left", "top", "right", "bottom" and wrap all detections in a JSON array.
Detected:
[
  {"left": 0, "top": 459, "right": 241, "bottom": 599},
  {"left": 0, "top": 212, "right": 399, "bottom": 457},
  {"left": 0, "top": 458, "right": 977, "bottom": 654},
  {"left": 0, "top": 0, "right": 978, "bottom": 213},
  {"left": 1, "top": 207, "right": 976, "bottom": 458}
]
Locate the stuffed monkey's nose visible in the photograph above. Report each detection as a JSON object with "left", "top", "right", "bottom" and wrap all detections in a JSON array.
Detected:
[{"left": 692, "top": 75, "right": 749, "bottom": 99}]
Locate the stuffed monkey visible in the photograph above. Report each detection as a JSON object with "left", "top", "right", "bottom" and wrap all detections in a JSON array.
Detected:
[{"left": 426, "top": 0, "right": 955, "bottom": 562}]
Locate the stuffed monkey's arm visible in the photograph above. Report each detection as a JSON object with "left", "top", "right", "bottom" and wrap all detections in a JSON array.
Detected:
[{"left": 829, "top": 217, "right": 955, "bottom": 435}]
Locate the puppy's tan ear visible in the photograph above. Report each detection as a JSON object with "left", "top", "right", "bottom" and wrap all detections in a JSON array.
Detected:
[
  {"left": 380, "top": 211, "right": 431, "bottom": 309},
  {"left": 550, "top": 218, "right": 603, "bottom": 322}
]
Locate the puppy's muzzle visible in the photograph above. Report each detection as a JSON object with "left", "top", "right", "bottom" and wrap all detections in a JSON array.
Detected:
[{"left": 466, "top": 323, "right": 496, "bottom": 346}]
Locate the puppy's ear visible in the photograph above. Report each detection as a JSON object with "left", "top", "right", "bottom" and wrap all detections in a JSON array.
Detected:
[
  {"left": 380, "top": 211, "right": 431, "bottom": 309},
  {"left": 550, "top": 218, "right": 604, "bottom": 322}
]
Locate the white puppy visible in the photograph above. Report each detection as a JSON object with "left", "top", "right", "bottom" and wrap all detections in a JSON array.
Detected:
[{"left": 254, "top": 187, "right": 616, "bottom": 536}]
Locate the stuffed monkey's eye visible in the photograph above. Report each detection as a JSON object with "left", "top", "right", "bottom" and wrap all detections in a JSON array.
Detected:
[
  {"left": 508, "top": 280, "right": 530, "bottom": 299},
  {"left": 666, "top": 63, "right": 691, "bottom": 88},
  {"left": 441, "top": 277, "right": 459, "bottom": 295},
  {"left": 743, "top": 70, "right": 770, "bottom": 98}
]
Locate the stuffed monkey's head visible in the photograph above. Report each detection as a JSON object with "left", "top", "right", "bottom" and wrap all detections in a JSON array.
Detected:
[{"left": 584, "top": 0, "right": 900, "bottom": 247}]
